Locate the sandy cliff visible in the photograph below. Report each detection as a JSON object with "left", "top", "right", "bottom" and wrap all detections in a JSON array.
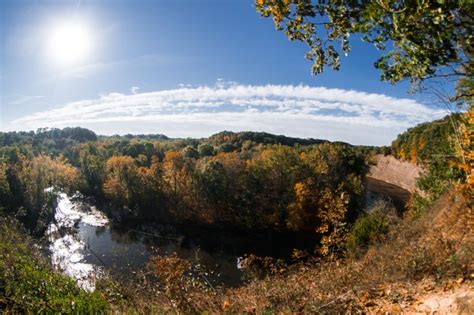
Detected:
[{"left": 368, "top": 154, "right": 423, "bottom": 193}]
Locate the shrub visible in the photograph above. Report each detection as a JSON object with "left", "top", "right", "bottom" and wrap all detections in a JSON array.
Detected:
[
  {"left": 147, "top": 254, "right": 221, "bottom": 313},
  {"left": 346, "top": 205, "right": 391, "bottom": 255}
]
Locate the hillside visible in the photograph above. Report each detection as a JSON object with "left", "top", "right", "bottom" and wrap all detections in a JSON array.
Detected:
[{"left": 222, "top": 188, "right": 473, "bottom": 313}]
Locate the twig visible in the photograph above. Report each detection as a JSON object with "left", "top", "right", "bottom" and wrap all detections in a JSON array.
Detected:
[{"left": 316, "top": 292, "right": 351, "bottom": 311}]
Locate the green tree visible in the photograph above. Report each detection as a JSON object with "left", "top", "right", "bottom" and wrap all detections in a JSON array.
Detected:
[
  {"left": 183, "top": 146, "right": 199, "bottom": 159},
  {"left": 199, "top": 160, "right": 229, "bottom": 212},
  {"left": 79, "top": 145, "right": 106, "bottom": 196},
  {"left": 197, "top": 143, "right": 215, "bottom": 157},
  {"left": 256, "top": 0, "right": 473, "bottom": 90},
  {"left": 0, "top": 162, "right": 12, "bottom": 214}
]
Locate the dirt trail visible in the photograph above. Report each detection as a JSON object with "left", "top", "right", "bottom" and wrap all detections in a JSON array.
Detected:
[{"left": 413, "top": 285, "right": 474, "bottom": 314}]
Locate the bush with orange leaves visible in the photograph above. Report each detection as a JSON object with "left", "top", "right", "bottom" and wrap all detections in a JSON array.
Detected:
[
  {"left": 147, "top": 254, "right": 221, "bottom": 312},
  {"left": 148, "top": 254, "right": 190, "bottom": 309}
]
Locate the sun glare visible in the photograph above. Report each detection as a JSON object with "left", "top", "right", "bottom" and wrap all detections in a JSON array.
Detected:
[{"left": 48, "top": 21, "right": 91, "bottom": 65}]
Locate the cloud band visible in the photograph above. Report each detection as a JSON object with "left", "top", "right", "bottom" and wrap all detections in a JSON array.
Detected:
[{"left": 6, "top": 84, "right": 445, "bottom": 145}]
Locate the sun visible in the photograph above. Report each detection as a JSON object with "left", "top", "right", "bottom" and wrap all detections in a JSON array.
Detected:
[{"left": 48, "top": 21, "right": 91, "bottom": 65}]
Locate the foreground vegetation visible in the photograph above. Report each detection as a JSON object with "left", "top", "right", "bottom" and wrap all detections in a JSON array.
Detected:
[
  {"left": 224, "top": 188, "right": 472, "bottom": 313},
  {"left": 0, "top": 217, "right": 107, "bottom": 313}
]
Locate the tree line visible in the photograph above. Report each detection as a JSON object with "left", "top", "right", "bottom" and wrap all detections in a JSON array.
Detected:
[{"left": 0, "top": 127, "right": 371, "bottom": 255}]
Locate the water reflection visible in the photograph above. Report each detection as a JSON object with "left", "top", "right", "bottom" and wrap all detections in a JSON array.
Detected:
[
  {"left": 47, "top": 179, "right": 410, "bottom": 291},
  {"left": 79, "top": 222, "right": 244, "bottom": 287},
  {"left": 47, "top": 191, "right": 109, "bottom": 291},
  {"left": 47, "top": 191, "right": 246, "bottom": 291},
  {"left": 366, "top": 177, "right": 411, "bottom": 213}
]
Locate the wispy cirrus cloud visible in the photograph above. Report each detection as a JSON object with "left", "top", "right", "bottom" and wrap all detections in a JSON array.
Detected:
[
  {"left": 57, "top": 54, "right": 193, "bottom": 79},
  {"left": 5, "top": 83, "right": 445, "bottom": 145},
  {"left": 8, "top": 95, "right": 46, "bottom": 106}
]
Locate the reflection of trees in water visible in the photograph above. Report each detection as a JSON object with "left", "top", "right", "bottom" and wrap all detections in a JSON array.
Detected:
[
  {"left": 109, "top": 226, "right": 140, "bottom": 244},
  {"left": 83, "top": 221, "right": 313, "bottom": 287},
  {"left": 77, "top": 222, "right": 248, "bottom": 286},
  {"left": 94, "top": 225, "right": 107, "bottom": 237},
  {"left": 142, "top": 235, "right": 173, "bottom": 248}
]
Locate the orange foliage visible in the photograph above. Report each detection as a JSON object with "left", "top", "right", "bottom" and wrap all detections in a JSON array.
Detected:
[
  {"left": 20, "top": 155, "right": 81, "bottom": 208},
  {"left": 26, "top": 155, "right": 81, "bottom": 191},
  {"left": 399, "top": 147, "right": 407, "bottom": 160},
  {"left": 287, "top": 181, "right": 315, "bottom": 231},
  {"left": 317, "top": 185, "right": 350, "bottom": 256},
  {"left": 103, "top": 156, "right": 137, "bottom": 206}
]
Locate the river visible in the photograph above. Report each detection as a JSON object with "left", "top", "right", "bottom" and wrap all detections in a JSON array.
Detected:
[
  {"left": 47, "top": 191, "right": 247, "bottom": 291},
  {"left": 46, "top": 190, "right": 315, "bottom": 291},
  {"left": 365, "top": 177, "right": 411, "bottom": 213},
  {"left": 46, "top": 179, "right": 411, "bottom": 291}
]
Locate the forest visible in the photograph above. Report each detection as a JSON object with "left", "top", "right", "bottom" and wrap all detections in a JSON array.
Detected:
[{"left": 0, "top": 127, "right": 374, "bottom": 254}]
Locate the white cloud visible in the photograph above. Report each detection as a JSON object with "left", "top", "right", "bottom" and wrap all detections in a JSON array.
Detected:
[
  {"left": 4, "top": 84, "right": 446, "bottom": 145},
  {"left": 131, "top": 86, "right": 140, "bottom": 95},
  {"left": 8, "top": 95, "right": 46, "bottom": 106}
]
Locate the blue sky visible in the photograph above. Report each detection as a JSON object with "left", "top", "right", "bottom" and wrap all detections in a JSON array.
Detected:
[{"left": 1, "top": 0, "right": 447, "bottom": 145}]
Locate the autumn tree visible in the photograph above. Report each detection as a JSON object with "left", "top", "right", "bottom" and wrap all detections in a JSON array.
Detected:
[
  {"left": 287, "top": 180, "right": 318, "bottom": 231},
  {"left": 18, "top": 155, "right": 81, "bottom": 232},
  {"left": 135, "top": 156, "right": 166, "bottom": 218},
  {"left": 21, "top": 155, "right": 81, "bottom": 206},
  {"left": 285, "top": 144, "right": 365, "bottom": 251},
  {"left": 162, "top": 151, "right": 196, "bottom": 218},
  {"left": 103, "top": 156, "right": 139, "bottom": 208}
]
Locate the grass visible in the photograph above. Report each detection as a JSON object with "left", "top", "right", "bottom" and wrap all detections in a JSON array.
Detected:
[{"left": 0, "top": 217, "right": 108, "bottom": 313}]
